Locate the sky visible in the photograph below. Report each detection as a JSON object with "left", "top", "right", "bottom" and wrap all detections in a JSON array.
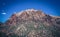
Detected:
[{"left": 0, "top": 0, "right": 60, "bottom": 23}]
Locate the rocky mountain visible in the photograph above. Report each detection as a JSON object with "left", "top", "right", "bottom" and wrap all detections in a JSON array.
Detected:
[{"left": 0, "top": 9, "right": 60, "bottom": 37}]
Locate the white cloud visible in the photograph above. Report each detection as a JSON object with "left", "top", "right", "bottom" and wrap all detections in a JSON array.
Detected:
[{"left": 2, "top": 13, "right": 6, "bottom": 15}]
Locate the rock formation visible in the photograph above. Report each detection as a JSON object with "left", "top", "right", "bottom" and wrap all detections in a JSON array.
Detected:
[{"left": 0, "top": 9, "right": 60, "bottom": 37}]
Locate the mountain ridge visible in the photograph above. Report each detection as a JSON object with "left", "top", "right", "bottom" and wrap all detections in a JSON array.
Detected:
[{"left": 0, "top": 9, "right": 60, "bottom": 37}]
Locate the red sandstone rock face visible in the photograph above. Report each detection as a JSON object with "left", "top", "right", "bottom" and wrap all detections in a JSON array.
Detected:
[
  {"left": 5, "top": 14, "right": 16, "bottom": 25},
  {"left": 0, "top": 9, "right": 60, "bottom": 37},
  {"left": 5, "top": 9, "right": 49, "bottom": 25},
  {"left": 6, "top": 9, "right": 60, "bottom": 26}
]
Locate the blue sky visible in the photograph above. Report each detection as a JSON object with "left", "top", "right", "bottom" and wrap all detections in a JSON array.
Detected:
[{"left": 0, "top": 0, "right": 60, "bottom": 23}]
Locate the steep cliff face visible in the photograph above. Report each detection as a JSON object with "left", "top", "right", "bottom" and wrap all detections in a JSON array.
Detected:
[{"left": 0, "top": 9, "right": 60, "bottom": 37}]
